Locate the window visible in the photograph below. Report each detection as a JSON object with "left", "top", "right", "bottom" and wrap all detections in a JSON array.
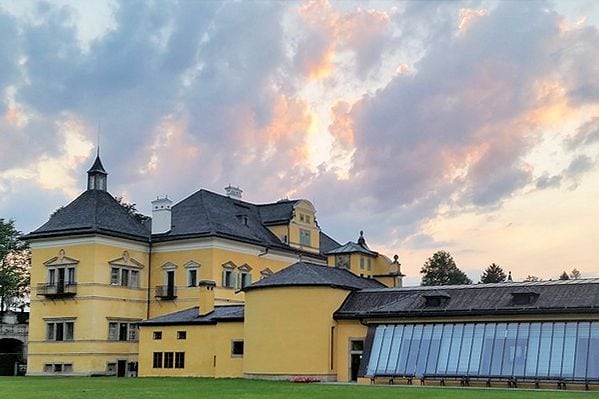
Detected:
[
  {"left": 238, "top": 269, "right": 252, "bottom": 289},
  {"left": 367, "top": 258, "right": 372, "bottom": 271},
  {"left": 299, "top": 229, "right": 311, "bottom": 246},
  {"left": 106, "top": 362, "right": 117, "bottom": 375},
  {"left": 232, "top": 340, "right": 244, "bottom": 357},
  {"left": 153, "top": 352, "right": 163, "bottom": 369},
  {"left": 365, "top": 321, "right": 599, "bottom": 380},
  {"left": 188, "top": 269, "right": 197, "bottom": 287},
  {"left": 175, "top": 352, "right": 185, "bottom": 369},
  {"left": 335, "top": 254, "right": 350, "bottom": 269},
  {"left": 47, "top": 266, "right": 76, "bottom": 285},
  {"left": 108, "top": 321, "right": 138, "bottom": 341},
  {"left": 360, "top": 257, "right": 365, "bottom": 269},
  {"left": 305, "top": 215, "right": 310, "bottom": 224},
  {"left": 222, "top": 265, "right": 236, "bottom": 289},
  {"left": 164, "top": 352, "right": 174, "bottom": 368},
  {"left": 46, "top": 320, "right": 74, "bottom": 341},
  {"left": 110, "top": 267, "right": 139, "bottom": 288},
  {"left": 177, "top": 331, "right": 187, "bottom": 340},
  {"left": 43, "top": 362, "right": 73, "bottom": 374},
  {"left": 153, "top": 331, "right": 162, "bottom": 340}
]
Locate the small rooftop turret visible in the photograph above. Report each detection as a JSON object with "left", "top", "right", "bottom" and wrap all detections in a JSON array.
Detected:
[{"left": 87, "top": 149, "right": 108, "bottom": 191}]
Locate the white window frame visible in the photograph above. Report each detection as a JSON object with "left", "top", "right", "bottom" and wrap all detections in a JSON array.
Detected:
[
  {"left": 237, "top": 264, "right": 253, "bottom": 289},
  {"left": 45, "top": 319, "right": 75, "bottom": 341},
  {"left": 107, "top": 319, "right": 140, "bottom": 341},
  {"left": 108, "top": 251, "right": 144, "bottom": 288},
  {"left": 222, "top": 262, "right": 237, "bottom": 289},
  {"left": 184, "top": 261, "right": 200, "bottom": 287}
]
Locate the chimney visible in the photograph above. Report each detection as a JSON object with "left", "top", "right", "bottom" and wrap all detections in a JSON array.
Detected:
[
  {"left": 224, "top": 185, "right": 243, "bottom": 200},
  {"left": 198, "top": 280, "right": 216, "bottom": 316},
  {"left": 151, "top": 196, "right": 172, "bottom": 234}
]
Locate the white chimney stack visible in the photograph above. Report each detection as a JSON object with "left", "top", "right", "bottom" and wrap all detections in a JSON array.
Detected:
[
  {"left": 151, "top": 196, "right": 172, "bottom": 234},
  {"left": 224, "top": 185, "right": 243, "bottom": 200}
]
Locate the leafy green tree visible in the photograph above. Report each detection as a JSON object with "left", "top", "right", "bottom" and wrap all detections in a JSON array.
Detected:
[
  {"left": 0, "top": 219, "right": 30, "bottom": 311},
  {"left": 114, "top": 196, "right": 150, "bottom": 224},
  {"left": 480, "top": 263, "right": 507, "bottom": 283},
  {"left": 559, "top": 271, "right": 570, "bottom": 280},
  {"left": 420, "top": 250, "right": 472, "bottom": 286}
]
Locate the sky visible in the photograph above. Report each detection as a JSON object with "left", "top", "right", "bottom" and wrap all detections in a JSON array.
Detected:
[{"left": 0, "top": 0, "right": 597, "bottom": 285}]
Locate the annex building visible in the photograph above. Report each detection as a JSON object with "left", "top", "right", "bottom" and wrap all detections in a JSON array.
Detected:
[{"left": 24, "top": 155, "right": 599, "bottom": 389}]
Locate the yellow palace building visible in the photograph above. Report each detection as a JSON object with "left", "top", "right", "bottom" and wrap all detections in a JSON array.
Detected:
[{"left": 24, "top": 155, "right": 599, "bottom": 389}]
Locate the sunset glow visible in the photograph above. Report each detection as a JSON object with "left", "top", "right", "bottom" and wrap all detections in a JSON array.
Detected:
[{"left": 0, "top": 0, "right": 597, "bottom": 285}]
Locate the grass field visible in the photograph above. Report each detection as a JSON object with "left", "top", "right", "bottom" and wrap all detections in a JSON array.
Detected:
[{"left": 0, "top": 377, "right": 597, "bottom": 399}]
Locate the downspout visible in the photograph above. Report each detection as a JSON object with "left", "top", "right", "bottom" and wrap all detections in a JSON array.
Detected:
[{"left": 146, "top": 238, "right": 152, "bottom": 320}]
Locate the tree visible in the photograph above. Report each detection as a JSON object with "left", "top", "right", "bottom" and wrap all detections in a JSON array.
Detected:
[
  {"left": 524, "top": 275, "right": 541, "bottom": 282},
  {"left": 570, "top": 268, "right": 581, "bottom": 279},
  {"left": 420, "top": 250, "right": 472, "bottom": 286},
  {"left": 114, "top": 196, "right": 150, "bottom": 224},
  {"left": 559, "top": 271, "right": 570, "bottom": 280},
  {"left": 480, "top": 263, "right": 507, "bottom": 283},
  {"left": 0, "top": 219, "right": 30, "bottom": 311}
]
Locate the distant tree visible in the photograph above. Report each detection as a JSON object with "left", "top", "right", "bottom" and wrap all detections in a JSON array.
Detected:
[
  {"left": 559, "top": 271, "right": 570, "bottom": 280},
  {"left": 420, "top": 250, "right": 472, "bottom": 286},
  {"left": 570, "top": 268, "right": 581, "bottom": 279},
  {"left": 0, "top": 219, "right": 30, "bottom": 311},
  {"left": 480, "top": 263, "right": 507, "bottom": 284},
  {"left": 523, "top": 275, "right": 541, "bottom": 282},
  {"left": 114, "top": 196, "right": 150, "bottom": 224}
]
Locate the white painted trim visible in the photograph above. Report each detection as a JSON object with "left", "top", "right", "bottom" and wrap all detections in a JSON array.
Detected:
[
  {"left": 152, "top": 237, "right": 326, "bottom": 265},
  {"left": 29, "top": 235, "right": 149, "bottom": 252}
]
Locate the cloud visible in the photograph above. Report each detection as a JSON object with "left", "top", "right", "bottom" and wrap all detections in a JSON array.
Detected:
[
  {"left": 535, "top": 174, "right": 562, "bottom": 190},
  {"left": 567, "top": 117, "right": 599, "bottom": 148},
  {"left": 403, "top": 233, "right": 454, "bottom": 250}
]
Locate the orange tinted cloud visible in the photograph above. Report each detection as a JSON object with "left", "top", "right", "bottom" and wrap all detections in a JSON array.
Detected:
[{"left": 296, "top": 0, "right": 391, "bottom": 79}]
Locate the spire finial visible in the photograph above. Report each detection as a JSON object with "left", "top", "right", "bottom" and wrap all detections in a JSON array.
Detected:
[{"left": 97, "top": 121, "right": 101, "bottom": 157}]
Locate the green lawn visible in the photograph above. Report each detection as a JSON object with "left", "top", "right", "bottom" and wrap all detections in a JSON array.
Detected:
[{"left": 0, "top": 377, "right": 596, "bottom": 399}]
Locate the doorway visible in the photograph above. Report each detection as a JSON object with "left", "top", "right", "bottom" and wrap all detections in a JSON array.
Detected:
[
  {"left": 117, "top": 360, "right": 127, "bottom": 377},
  {"left": 349, "top": 339, "right": 364, "bottom": 382}
]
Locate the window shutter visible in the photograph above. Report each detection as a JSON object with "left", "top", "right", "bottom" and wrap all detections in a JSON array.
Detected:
[
  {"left": 245, "top": 273, "right": 252, "bottom": 287},
  {"left": 232, "top": 272, "right": 238, "bottom": 289},
  {"left": 222, "top": 269, "right": 227, "bottom": 287}
]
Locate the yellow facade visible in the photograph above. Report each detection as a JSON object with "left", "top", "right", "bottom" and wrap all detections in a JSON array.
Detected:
[
  {"left": 138, "top": 321, "right": 244, "bottom": 377},
  {"left": 28, "top": 238, "right": 149, "bottom": 376},
  {"left": 25, "top": 160, "right": 397, "bottom": 380},
  {"left": 244, "top": 286, "right": 348, "bottom": 380}
]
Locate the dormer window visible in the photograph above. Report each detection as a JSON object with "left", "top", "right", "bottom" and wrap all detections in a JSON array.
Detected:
[
  {"left": 236, "top": 214, "right": 248, "bottom": 225},
  {"left": 511, "top": 291, "right": 539, "bottom": 306},
  {"left": 423, "top": 292, "right": 450, "bottom": 308}
]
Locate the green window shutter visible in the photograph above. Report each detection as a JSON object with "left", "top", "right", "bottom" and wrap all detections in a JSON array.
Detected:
[{"left": 232, "top": 271, "right": 238, "bottom": 289}]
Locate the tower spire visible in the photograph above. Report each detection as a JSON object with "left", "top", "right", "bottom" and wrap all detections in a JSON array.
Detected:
[{"left": 87, "top": 147, "right": 108, "bottom": 191}]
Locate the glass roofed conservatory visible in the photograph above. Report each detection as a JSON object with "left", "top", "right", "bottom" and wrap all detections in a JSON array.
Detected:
[{"left": 366, "top": 321, "right": 599, "bottom": 380}]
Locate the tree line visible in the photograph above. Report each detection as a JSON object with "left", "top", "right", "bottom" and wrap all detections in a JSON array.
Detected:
[{"left": 420, "top": 250, "right": 583, "bottom": 286}]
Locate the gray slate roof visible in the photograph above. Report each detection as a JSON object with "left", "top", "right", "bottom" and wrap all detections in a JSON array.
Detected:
[
  {"left": 320, "top": 232, "right": 341, "bottom": 253},
  {"left": 334, "top": 278, "right": 599, "bottom": 319},
  {"left": 326, "top": 241, "right": 377, "bottom": 256},
  {"left": 244, "top": 261, "right": 385, "bottom": 292},
  {"left": 87, "top": 155, "right": 107, "bottom": 174},
  {"left": 140, "top": 305, "right": 244, "bottom": 326},
  {"left": 24, "top": 190, "right": 150, "bottom": 242},
  {"left": 258, "top": 200, "right": 297, "bottom": 225},
  {"left": 153, "top": 189, "right": 339, "bottom": 256}
]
